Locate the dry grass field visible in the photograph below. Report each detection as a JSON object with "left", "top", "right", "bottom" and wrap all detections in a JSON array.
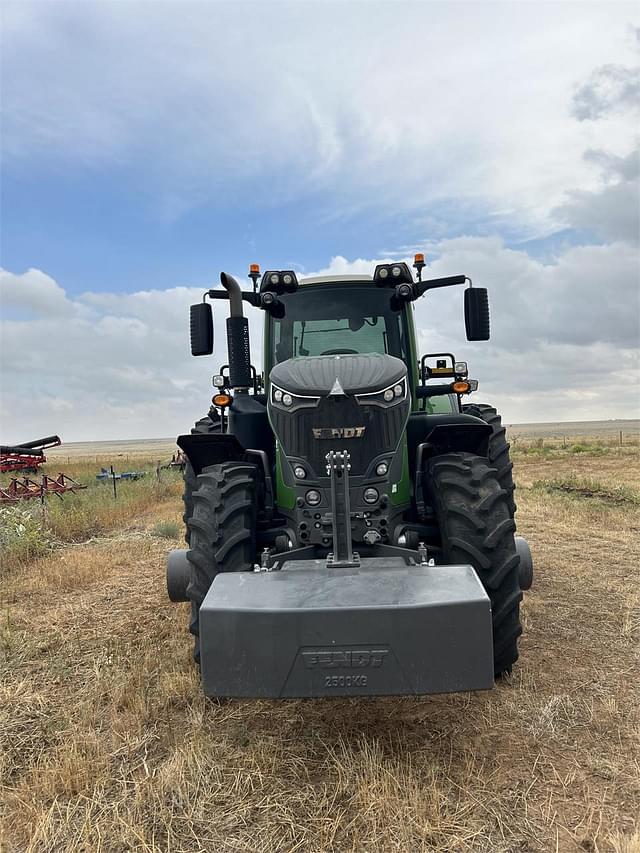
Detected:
[{"left": 1, "top": 433, "right": 639, "bottom": 852}]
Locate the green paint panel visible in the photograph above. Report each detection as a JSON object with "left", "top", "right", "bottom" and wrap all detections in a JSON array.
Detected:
[
  {"left": 390, "top": 437, "right": 411, "bottom": 506},
  {"left": 405, "top": 305, "right": 421, "bottom": 412},
  {"left": 275, "top": 444, "right": 296, "bottom": 510}
]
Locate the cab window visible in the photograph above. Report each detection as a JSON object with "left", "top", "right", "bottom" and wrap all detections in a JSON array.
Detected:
[{"left": 270, "top": 284, "right": 407, "bottom": 364}]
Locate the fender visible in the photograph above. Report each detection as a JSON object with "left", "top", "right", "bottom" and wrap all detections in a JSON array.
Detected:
[
  {"left": 408, "top": 412, "right": 492, "bottom": 459},
  {"left": 177, "top": 433, "right": 243, "bottom": 477},
  {"left": 178, "top": 432, "right": 274, "bottom": 517},
  {"left": 411, "top": 415, "right": 492, "bottom": 518},
  {"left": 423, "top": 422, "right": 491, "bottom": 456}
]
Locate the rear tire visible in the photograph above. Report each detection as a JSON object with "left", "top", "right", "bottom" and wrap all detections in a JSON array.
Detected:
[
  {"left": 462, "top": 402, "right": 516, "bottom": 516},
  {"left": 427, "top": 452, "right": 522, "bottom": 676},
  {"left": 182, "top": 412, "right": 221, "bottom": 545},
  {"left": 185, "top": 462, "right": 257, "bottom": 664}
]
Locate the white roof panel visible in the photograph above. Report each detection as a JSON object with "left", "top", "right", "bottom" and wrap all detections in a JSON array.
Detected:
[{"left": 299, "top": 274, "right": 373, "bottom": 285}]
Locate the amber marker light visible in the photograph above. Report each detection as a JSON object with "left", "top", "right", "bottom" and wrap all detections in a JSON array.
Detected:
[
  {"left": 452, "top": 381, "right": 471, "bottom": 394},
  {"left": 413, "top": 252, "right": 426, "bottom": 281},
  {"left": 212, "top": 393, "right": 233, "bottom": 407},
  {"left": 249, "top": 264, "right": 260, "bottom": 274}
]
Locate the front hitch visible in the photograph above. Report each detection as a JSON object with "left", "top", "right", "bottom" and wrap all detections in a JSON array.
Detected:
[{"left": 325, "top": 449, "right": 359, "bottom": 568}]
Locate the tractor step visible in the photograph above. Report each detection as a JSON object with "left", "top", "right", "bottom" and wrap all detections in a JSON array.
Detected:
[{"left": 199, "top": 560, "right": 494, "bottom": 698}]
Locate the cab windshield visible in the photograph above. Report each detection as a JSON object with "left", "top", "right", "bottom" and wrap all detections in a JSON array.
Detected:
[{"left": 269, "top": 283, "right": 408, "bottom": 365}]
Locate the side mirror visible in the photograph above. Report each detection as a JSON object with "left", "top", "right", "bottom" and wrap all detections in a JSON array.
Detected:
[
  {"left": 190, "top": 302, "right": 213, "bottom": 356},
  {"left": 464, "top": 288, "right": 490, "bottom": 341}
]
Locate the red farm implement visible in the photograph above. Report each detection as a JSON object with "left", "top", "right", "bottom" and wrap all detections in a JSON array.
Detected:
[
  {"left": 0, "top": 473, "right": 86, "bottom": 504},
  {"left": 0, "top": 436, "right": 62, "bottom": 474}
]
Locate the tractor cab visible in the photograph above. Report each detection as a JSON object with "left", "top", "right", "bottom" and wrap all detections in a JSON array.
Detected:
[{"left": 265, "top": 275, "right": 454, "bottom": 416}]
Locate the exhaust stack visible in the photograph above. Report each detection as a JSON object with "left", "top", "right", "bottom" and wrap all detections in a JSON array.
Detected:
[{"left": 220, "top": 272, "right": 252, "bottom": 391}]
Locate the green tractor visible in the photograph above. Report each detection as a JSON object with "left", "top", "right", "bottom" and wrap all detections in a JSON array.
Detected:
[{"left": 166, "top": 258, "right": 533, "bottom": 697}]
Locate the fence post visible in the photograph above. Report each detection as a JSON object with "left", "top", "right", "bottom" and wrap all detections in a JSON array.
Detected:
[
  {"left": 110, "top": 464, "right": 117, "bottom": 500},
  {"left": 620, "top": 430, "right": 623, "bottom": 447},
  {"left": 40, "top": 474, "right": 46, "bottom": 524}
]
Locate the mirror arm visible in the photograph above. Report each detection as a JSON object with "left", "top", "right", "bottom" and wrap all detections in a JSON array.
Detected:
[
  {"left": 416, "top": 383, "right": 456, "bottom": 398},
  {"left": 416, "top": 274, "right": 469, "bottom": 297},
  {"left": 206, "top": 289, "right": 261, "bottom": 308}
]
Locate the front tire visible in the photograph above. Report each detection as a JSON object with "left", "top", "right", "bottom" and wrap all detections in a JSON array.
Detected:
[
  {"left": 185, "top": 462, "right": 257, "bottom": 663},
  {"left": 427, "top": 452, "right": 522, "bottom": 676},
  {"left": 182, "top": 412, "right": 221, "bottom": 545},
  {"left": 462, "top": 402, "right": 516, "bottom": 517}
]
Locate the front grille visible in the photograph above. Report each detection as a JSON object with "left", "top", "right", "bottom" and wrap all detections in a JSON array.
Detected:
[{"left": 270, "top": 395, "right": 409, "bottom": 476}]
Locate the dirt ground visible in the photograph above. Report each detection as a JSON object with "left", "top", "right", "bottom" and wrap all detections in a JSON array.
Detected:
[{"left": 1, "top": 445, "right": 639, "bottom": 852}]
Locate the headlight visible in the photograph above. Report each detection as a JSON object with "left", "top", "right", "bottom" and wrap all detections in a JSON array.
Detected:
[
  {"left": 270, "top": 384, "right": 320, "bottom": 411},
  {"left": 356, "top": 377, "right": 407, "bottom": 407}
]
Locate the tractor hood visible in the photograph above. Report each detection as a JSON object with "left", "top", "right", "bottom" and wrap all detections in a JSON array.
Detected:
[{"left": 269, "top": 353, "right": 407, "bottom": 397}]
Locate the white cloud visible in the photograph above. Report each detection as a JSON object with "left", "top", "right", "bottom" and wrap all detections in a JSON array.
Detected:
[
  {"left": 421, "top": 237, "right": 640, "bottom": 348},
  {"left": 0, "top": 268, "right": 75, "bottom": 317},
  {"left": 556, "top": 167, "right": 639, "bottom": 245},
  {"left": 3, "top": 2, "right": 639, "bottom": 228},
  {"left": 571, "top": 63, "right": 640, "bottom": 120},
  {"left": 1, "top": 234, "right": 638, "bottom": 442}
]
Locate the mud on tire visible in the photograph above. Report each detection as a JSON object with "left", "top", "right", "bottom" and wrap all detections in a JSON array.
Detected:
[
  {"left": 186, "top": 462, "right": 257, "bottom": 663},
  {"left": 427, "top": 451, "right": 522, "bottom": 676}
]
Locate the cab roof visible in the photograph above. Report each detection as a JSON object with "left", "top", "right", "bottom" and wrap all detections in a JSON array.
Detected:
[{"left": 298, "top": 274, "right": 374, "bottom": 285}]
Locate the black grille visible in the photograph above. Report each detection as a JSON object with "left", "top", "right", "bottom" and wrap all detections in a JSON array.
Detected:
[{"left": 270, "top": 396, "right": 409, "bottom": 476}]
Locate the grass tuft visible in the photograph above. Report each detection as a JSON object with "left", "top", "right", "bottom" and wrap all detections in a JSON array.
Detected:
[
  {"left": 533, "top": 474, "right": 640, "bottom": 505},
  {"left": 1, "top": 459, "right": 183, "bottom": 572},
  {"left": 152, "top": 520, "right": 181, "bottom": 539},
  {"left": 0, "top": 505, "right": 54, "bottom": 564}
]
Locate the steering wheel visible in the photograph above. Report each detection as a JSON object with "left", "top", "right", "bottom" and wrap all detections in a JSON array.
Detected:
[{"left": 320, "top": 348, "right": 359, "bottom": 355}]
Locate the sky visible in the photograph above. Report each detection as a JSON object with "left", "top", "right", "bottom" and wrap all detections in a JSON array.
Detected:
[{"left": 1, "top": 1, "right": 639, "bottom": 442}]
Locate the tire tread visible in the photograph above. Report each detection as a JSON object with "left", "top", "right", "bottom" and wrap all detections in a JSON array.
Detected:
[
  {"left": 427, "top": 452, "right": 522, "bottom": 675},
  {"left": 182, "top": 412, "right": 222, "bottom": 544},
  {"left": 462, "top": 403, "right": 517, "bottom": 516},
  {"left": 186, "top": 461, "right": 257, "bottom": 663}
]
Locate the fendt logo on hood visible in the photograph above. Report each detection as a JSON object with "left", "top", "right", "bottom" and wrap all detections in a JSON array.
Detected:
[{"left": 312, "top": 426, "right": 366, "bottom": 439}]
